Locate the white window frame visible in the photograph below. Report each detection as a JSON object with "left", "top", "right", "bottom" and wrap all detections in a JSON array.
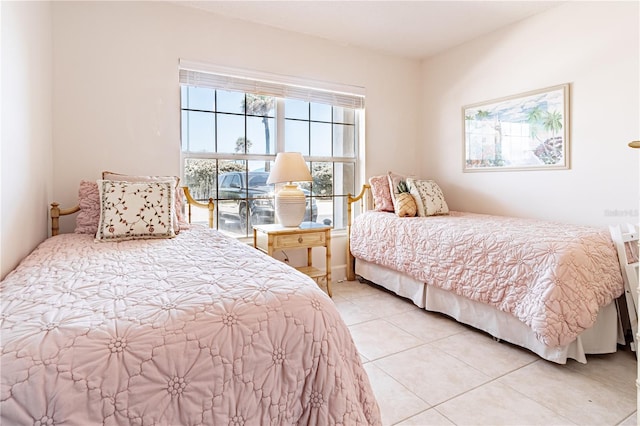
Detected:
[{"left": 179, "top": 61, "right": 366, "bottom": 236}]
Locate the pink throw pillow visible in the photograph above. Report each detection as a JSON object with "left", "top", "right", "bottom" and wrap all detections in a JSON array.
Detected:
[
  {"left": 75, "top": 180, "right": 100, "bottom": 234},
  {"left": 387, "top": 172, "right": 405, "bottom": 210},
  {"left": 369, "top": 175, "right": 394, "bottom": 212},
  {"left": 175, "top": 188, "right": 186, "bottom": 225}
]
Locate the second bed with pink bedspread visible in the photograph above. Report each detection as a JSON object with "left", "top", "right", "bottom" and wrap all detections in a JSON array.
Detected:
[{"left": 350, "top": 211, "right": 624, "bottom": 349}]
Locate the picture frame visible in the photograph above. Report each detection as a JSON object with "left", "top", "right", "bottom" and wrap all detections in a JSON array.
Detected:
[{"left": 463, "top": 84, "right": 570, "bottom": 172}]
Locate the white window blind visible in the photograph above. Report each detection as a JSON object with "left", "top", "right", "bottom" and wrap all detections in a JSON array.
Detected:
[{"left": 179, "top": 60, "right": 365, "bottom": 109}]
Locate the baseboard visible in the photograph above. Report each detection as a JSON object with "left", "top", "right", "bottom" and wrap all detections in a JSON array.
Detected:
[{"left": 332, "top": 264, "right": 347, "bottom": 283}]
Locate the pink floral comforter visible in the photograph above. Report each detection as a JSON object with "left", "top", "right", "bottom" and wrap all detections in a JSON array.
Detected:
[
  {"left": 1, "top": 227, "right": 380, "bottom": 425},
  {"left": 350, "top": 211, "right": 624, "bottom": 347}
]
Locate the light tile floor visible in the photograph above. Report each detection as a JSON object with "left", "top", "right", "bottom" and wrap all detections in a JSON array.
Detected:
[{"left": 332, "top": 280, "right": 638, "bottom": 426}]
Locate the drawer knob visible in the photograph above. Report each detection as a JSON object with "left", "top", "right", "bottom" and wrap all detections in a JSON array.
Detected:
[{"left": 298, "top": 237, "right": 303, "bottom": 243}]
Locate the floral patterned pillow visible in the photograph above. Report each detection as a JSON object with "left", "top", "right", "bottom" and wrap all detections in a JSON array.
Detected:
[
  {"left": 102, "top": 171, "right": 185, "bottom": 232},
  {"left": 369, "top": 175, "right": 394, "bottom": 212},
  {"left": 406, "top": 178, "right": 449, "bottom": 217},
  {"left": 96, "top": 180, "right": 176, "bottom": 241}
]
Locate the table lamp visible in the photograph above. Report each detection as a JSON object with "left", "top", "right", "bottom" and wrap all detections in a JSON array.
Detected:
[{"left": 266, "top": 152, "right": 313, "bottom": 227}]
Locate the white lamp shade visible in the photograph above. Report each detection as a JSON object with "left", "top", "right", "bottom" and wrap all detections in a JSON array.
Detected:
[
  {"left": 266, "top": 152, "right": 312, "bottom": 184},
  {"left": 267, "top": 152, "right": 312, "bottom": 227}
]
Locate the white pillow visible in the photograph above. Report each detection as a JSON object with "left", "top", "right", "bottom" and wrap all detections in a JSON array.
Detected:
[
  {"left": 406, "top": 178, "right": 449, "bottom": 217},
  {"left": 96, "top": 180, "right": 176, "bottom": 241},
  {"left": 102, "top": 171, "right": 184, "bottom": 232}
]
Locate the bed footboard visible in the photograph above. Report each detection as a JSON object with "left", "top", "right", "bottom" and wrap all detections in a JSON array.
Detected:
[
  {"left": 50, "top": 187, "right": 215, "bottom": 235},
  {"left": 346, "top": 184, "right": 371, "bottom": 281}
]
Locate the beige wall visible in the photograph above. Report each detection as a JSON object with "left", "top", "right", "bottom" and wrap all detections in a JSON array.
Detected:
[
  {"left": 51, "top": 1, "right": 422, "bottom": 231},
  {"left": 420, "top": 1, "right": 639, "bottom": 227},
  {"left": 2, "top": 0, "right": 421, "bottom": 280},
  {"left": 5, "top": 1, "right": 638, "bottom": 278},
  {"left": 48, "top": 1, "right": 422, "bottom": 279},
  {"left": 1, "top": 1, "right": 54, "bottom": 279}
]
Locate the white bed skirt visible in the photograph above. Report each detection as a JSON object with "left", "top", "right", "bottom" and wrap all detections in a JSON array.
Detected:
[{"left": 355, "top": 259, "right": 622, "bottom": 364}]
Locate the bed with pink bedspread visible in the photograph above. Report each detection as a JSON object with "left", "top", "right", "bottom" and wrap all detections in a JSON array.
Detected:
[
  {"left": 1, "top": 226, "right": 380, "bottom": 425},
  {"left": 349, "top": 210, "right": 625, "bottom": 364}
]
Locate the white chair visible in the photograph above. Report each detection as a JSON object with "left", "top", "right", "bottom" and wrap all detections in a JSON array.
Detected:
[{"left": 609, "top": 224, "right": 639, "bottom": 354}]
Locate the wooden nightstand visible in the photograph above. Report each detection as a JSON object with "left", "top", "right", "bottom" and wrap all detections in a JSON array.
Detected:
[{"left": 253, "top": 222, "right": 332, "bottom": 297}]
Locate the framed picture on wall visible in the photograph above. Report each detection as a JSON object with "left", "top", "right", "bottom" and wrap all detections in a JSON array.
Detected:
[{"left": 463, "top": 83, "right": 570, "bottom": 172}]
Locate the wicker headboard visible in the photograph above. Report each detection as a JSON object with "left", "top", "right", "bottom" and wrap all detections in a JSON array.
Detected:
[
  {"left": 181, "top": 187, "right": 215, "bottom": 229},
  {"left": 50, "top": 187, "right": 214, "bottom": 236},
  {"left": 50, "top": 204, "right": 81, "bottom": 236},
  {"left": 346, "top": 184, "right": 372, "bottom": 281}
]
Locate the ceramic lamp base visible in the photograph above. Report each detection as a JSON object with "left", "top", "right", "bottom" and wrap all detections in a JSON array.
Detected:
[{"left": 275, "top": 183, "right": 306, "bottom": 227}]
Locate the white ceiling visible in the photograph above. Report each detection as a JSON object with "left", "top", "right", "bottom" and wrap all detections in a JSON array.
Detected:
[{"left": 175, "top": 1, "right": 564, "bottom": 60}]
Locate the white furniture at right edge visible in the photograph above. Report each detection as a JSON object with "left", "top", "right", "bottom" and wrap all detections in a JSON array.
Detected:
[
  {"left": 347, "top": 185, "right": 627, "bottom": 364},
  {"left": 626, "top": 140, "right": 640, "bottom": 426},
  {"left": 609, "top": 224, "right": 639, "bottom": 353}
]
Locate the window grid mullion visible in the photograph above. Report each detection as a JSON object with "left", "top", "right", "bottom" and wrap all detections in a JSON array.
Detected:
[
  {"left": 244, "top": 95, "right": 251, "bottom": 203},
  {"left": 214, "top": 91, "right": 218, "bottom": 153},
  {"left": 308, "top": 103, "right": 312, "bottom": 156},
  {"left": 275, "top": 99, "right": 285, "bottom": 153},
  {"left": 181, "top": 85, "right": 361, "bottom": 235},
  {"left": 331, "top": 106, "right": 335, "bottom": 159}
]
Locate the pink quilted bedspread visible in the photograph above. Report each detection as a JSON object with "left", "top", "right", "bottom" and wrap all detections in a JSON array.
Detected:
[
  {"left": 350, "top": 211, "right": 624, "bottom": 347},
  {"left": 1, "top": 227, "right": 380, "bottom": 425}
]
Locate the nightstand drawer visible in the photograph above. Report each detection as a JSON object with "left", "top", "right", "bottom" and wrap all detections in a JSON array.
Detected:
[{"left": 275, "top": 231, "right": 326, "bottom": 249}]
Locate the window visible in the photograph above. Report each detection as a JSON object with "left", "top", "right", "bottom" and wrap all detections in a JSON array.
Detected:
[{"left": 179, "top": 65, "right": 364, "bottom": 238}]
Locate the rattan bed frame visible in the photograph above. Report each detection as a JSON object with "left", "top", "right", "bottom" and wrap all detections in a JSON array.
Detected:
[
  {"left": 50, "top": 187, "right": 214, "bottom": 236},
  {"left": 346, "top": 184, "right": 372, "bottom": 281}
]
